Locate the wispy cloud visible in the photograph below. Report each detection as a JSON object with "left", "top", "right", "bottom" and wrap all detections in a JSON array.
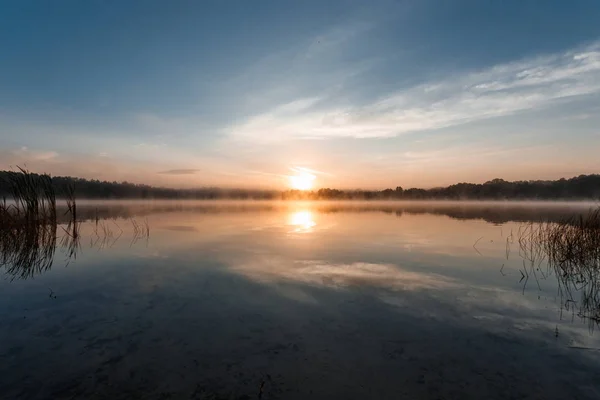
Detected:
[
  {"left": 290, "top": 166, "right": 334, "bottom": 177},
  {"left": 12, "top": 147, "right": 59, "bottom": 161},
  {"left": 228, "top": 42, "right": 600, "bottom": 141},
  {"left": 303, "top": 21, "right": 373, "bottom": 61},
  {"left": 158, "top": 169, "right": 201, "bottom": 175},
  {"left": 135, "top": 142, "right": 166, "bottom": 150}
]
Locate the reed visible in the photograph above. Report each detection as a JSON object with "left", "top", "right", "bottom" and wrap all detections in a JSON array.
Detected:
[
  {"left": 0, "top": 167, "right": 56, "bottom": 224},
  {"left": 515, "top": 207, "right": 600, "bottom": 324},
  {"left": 63, "top": 181, "right": 76, "bottom": 221},
  {"left": 129, "top": 218, "right": 150, "bottom": 247},
  {"left": 1, "top": 168, "right": 153, "bottom": 278},
  {"left": 0, "top": 167, "right": 74, "bottom": 278},
  {"left": 543, "top": 209, "right": 600, "bottom": 323}
]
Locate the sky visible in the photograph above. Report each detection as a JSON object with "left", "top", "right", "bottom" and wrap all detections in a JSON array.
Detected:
[{"left": 1, "top": 0, "right": 600, "bottom": 190}]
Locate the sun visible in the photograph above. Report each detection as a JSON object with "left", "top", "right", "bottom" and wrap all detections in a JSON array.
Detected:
[{"left": 289, "top": 170, "right": 316, "bottom": 190}]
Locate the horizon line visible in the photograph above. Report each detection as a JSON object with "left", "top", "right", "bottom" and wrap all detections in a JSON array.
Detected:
[{"left": 1, "top": 169, "right": 598, "bottom": 193}]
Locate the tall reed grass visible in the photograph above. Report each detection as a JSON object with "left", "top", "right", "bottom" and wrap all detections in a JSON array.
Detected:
[
  {"left": 0, "top": 167, "right": 56, "bottom": 225},
  {"left": 0, "top": 167, "right": 78, "bottom": 279},
  {"left": 1, "top": 168, "right": 149, "bottom": 278},
  {"left": 516, "top": 208, "right": 600, "bottom": 324},
  {"left": 0, "top": 168, "right": 62, "bottom": 279}
]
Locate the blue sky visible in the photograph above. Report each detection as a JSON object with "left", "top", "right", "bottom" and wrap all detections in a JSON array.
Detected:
[{"left": 1, "top": 0, "right": 599, "bottom": 189}]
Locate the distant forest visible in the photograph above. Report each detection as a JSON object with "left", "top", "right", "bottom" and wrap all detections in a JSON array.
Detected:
[{"left": 1, "top": 171, "right": 600, "bottom": 200}]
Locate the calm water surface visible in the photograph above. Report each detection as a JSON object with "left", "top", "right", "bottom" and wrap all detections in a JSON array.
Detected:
[{"left": 1, "top": 201, "right": 599, "bottom": 399}]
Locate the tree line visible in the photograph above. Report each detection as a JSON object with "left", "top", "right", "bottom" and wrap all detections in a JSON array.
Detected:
[
  {"left": 283, "top": 175, "right": 600, "bottom": 200},
  {"left": 1, "top": 171, "right": 599, "bottom": 200}
]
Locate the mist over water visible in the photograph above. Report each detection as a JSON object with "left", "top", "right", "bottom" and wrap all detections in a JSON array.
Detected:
[{"left": 1, "top": 201, "right": 599, "bottom": 399}]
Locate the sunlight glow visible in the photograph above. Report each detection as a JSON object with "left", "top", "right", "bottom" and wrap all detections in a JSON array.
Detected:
[
  {"left": 288, "top": 210, "right": 316, "bottom": 232},
  {"left": 288, "top": 170, "right": 316, "bottom": 190}
]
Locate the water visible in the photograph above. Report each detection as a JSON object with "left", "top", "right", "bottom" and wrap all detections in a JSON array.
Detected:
[{"left": 1, "top": 201, "right": 599, "bottom": 399}]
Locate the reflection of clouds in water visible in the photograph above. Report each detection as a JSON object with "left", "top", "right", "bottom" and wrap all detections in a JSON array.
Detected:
[
  {"left": 135, "top": 251, "right": 169, "bottom": 259},
  {"left": 460, "top": 286, "right": 545, "bottom": 312},
  {"left": 230, "top": 258, "right": 457, "bottom": 291},
  {"left": 228, "top": 254, "right": 600, "bottom": 348},
  {"left": 455, "top": 286, "right": 600, "bottom": 350},
  {"left": 270, "top": 285, "right": 320, "bottom": 305}
]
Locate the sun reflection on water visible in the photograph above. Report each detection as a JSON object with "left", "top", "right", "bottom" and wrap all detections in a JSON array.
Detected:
[{"left": 288, "top": 210, "right": 316, "bottom": 232}]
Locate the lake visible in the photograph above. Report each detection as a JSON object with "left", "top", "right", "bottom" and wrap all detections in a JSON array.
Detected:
[{"left": 1, "top": 201, "right": 599, "bottom": 399}]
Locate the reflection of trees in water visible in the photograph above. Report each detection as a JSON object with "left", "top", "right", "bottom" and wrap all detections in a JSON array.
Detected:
[
  {"left": 58, "top": 201, "right": 597, "bottom": 225},
  {"left": 321, "top": 204, "right": 595, "bottom": 225}
]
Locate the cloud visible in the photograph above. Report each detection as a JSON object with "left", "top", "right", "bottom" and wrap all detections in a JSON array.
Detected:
[
  {"left": 135, "top": 142, "right": 166, "bottom": 150},
  {"left": 11, "top": 147, "right": 59, "bottom": 161},
  {"left": 303, "top": 21, "right": 373, "bottom": 61},
  {"left": 228, "top": 42, "right": 600, "bottom": 141},
  {"left": 158, "top": 168, "right": 201, "bottom": 175},
  {"left": 290, "top": 166, "right": 333, "bottom": 177}
]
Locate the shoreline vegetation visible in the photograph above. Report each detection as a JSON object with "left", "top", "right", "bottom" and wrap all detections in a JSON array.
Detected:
[
  {"left": 1, "top": 170, "right": 600, "bottom": 200},
  {"left": 0, "top": 168, "right": 148, "bottom": 279},
  {"left": 514, "top": 210, "right": 600, "bottom": 325}
]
